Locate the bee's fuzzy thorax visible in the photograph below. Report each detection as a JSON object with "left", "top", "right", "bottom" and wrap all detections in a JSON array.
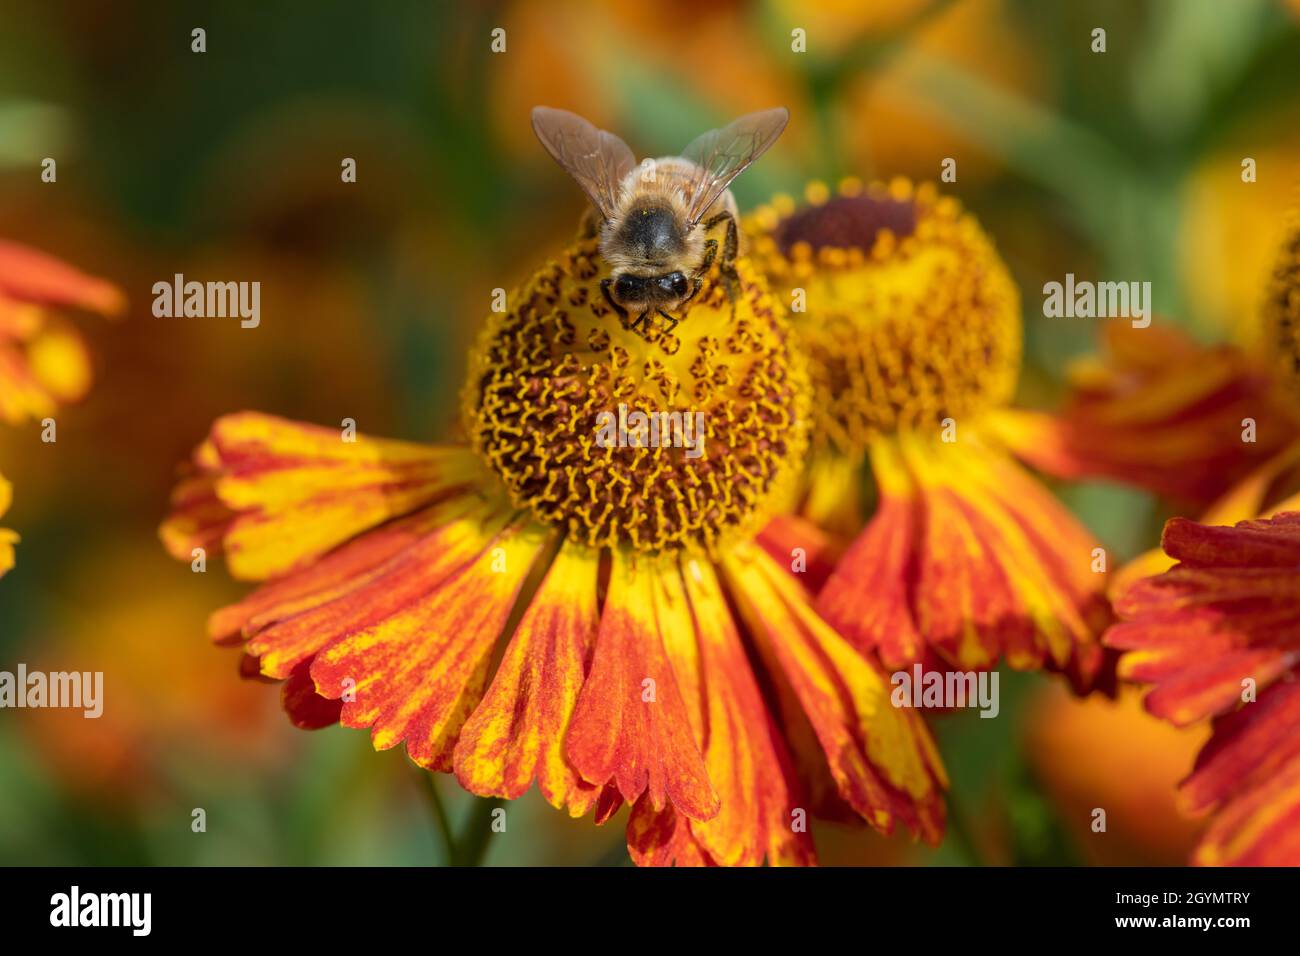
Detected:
[{"left": 599, "top": 158, "right": 710, "bottom": 275}]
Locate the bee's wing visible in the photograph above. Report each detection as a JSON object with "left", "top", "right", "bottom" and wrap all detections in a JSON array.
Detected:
[
  {"left": 680, "top": 107, "right": 789, "bottom": 226},
  {"left": 531, "top": 107, "right": 637, "bottom": 221}
]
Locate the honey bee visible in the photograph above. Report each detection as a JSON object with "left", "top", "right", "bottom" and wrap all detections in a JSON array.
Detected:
[{"left": 531, "top": 105, "right": 788, "bottom": 338}]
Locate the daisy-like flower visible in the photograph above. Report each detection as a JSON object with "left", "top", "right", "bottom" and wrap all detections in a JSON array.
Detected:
[
  {"left": 744, "top": 178, "right": 1110, "bottom": 690},
  {"left": 161, "top": 240, "right": 946, "bottom": 866},
  {"left": 0, "top": 473, "right": 16, "bottom": 578},
  {"left": 0, "top": 238, "right": 124, "bottom": 424},
  {"left": 1107, "top": 508, "right": 1300, "bottom": 865}
]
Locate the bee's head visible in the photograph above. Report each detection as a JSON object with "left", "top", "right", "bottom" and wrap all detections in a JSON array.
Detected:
[{"left": 611, "top": 270, "right": 690, "bottom": 313}]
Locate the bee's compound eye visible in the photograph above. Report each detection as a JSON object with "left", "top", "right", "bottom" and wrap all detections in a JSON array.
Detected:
[
  {"left": 614, "top": 274, "right": 641, "bottom": 300},
  {"left": 666, "top": 272, "right": 688, "bottom": 298}
]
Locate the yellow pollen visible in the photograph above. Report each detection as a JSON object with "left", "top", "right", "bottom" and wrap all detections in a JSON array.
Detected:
[
  {"left": 745, "top": 179, "right": 1022, "bottom": 454},
  {"left": 462, "top": 238, "right": 809, "bottom": 554}
]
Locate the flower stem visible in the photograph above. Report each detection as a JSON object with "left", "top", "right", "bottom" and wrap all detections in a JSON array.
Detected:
[
  {"left": 416, "top": 769, "right": 457, "bottom": 865},
  {"left": 454, "top": 796, "right": 503, "bottom": 868}
]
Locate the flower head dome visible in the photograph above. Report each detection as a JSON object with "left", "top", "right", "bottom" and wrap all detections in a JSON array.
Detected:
[
  {"left": 747, "top": 178, "right": 1110, "bottom": 690},
  {"left": 1262, "top": 212, "right": 1300, "bottom": 410},
  {"left": 162, "top": 237, "right": 947, "bottom": 866},
  {"left": 748, "top": 178, "right": 1020, "bottom": 453},
  {"left": 462, "top": 238, "right": 807, "bottom": 554}
]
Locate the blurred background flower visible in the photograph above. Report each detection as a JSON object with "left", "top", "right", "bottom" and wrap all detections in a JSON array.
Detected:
[{"left": 3, "top": 0, "right": 1300, "bottom": 865}]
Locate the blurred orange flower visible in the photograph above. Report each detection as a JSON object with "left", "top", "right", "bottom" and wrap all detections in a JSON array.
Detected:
[
  {"left": 1025, "top": 683, "right": 1207, "bottom": 866},
  {"left": 0, "top": 238, "right": 123, "bottom": 425}
]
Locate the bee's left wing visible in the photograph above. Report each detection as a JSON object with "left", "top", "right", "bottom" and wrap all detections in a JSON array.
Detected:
[
  {"left": 680, "top": 107, "right": 789, "bottom": 226},
  {"left": 531, "top": 106, "right": 636, "bottom": 220}
]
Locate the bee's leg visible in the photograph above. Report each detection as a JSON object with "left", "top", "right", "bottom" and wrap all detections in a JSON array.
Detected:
[
  {"left": 696, "top": 238, "right": 718, "bottom": 278},
  {"left": 725, "top": 214, "right": 740, "bottom": 267},
  {"left": 578, "top": 206, "right": 603, "bottom": 240},
  {"left": 600, "top": 278, "right": 628, "bottom": 324},
  {"left": 656, "top": 310, "right": 678, "bottom": 336},
  {"left": 712, "top": 212, "right": 742, "bottom": 320},
  {"left": 627, "top": 310, "right": 650, "bottom": 334},
  {"left": 701, "top": 211, "right": 739, "bottom": 264},
  {"left": 679, "top": 277, "right": 702, "bottom": 309},
  {"left": 719, "top": 271, "right": 739, "bottom": 322}
]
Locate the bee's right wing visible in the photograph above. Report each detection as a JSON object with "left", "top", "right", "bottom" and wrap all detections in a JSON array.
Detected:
[
  {"left": 680, "top": 107, "right": 789, "bottom": 226},
  {"left": 531, "top": 107, "right": 636, "bottom": 221}
]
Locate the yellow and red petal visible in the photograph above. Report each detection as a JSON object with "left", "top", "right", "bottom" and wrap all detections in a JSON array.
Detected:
[
  {"left": 1108, "top": 511, "right": 1300, "bottom": 865},
  {"left": 670, "top": 556, "right": 816, "bottom": 866},
  {"left": 1109, "top": 513, "right": 1300, "bottom": 724},
  {"left": 237, "top": 498, "right": 511, "bottom": 673},
  {"left": 309, "top": 520, "right": 552, "bottom": 770},
  {"left": 453, "top": 539, "right": 602, "bottom": 817},
  {"left": 722, "top": 544, "right": 947, "bottom": 844},
  {"left": 814, "top": 437, "right": 925, "bottom": 668},
  {"left": 1192, "top": 751, "right": 1300, "bottom": 866},
  {"left": 991, "top": 320, "right": 1300, "bottom": 507},
  {"left": 818, "top": 428, "right": 1110, "bottom": 689},
  {"left": 626, "top": 800, "right": 714, "bottom": 867},
  {"left": 159, "top": 471, "right": 235, "bottom": 564},
  {"left": 161, "top": 412, "right": 482, "bottom": 580},
  {"left": 1181, "top": 681, "right": 1300, "bottom": 818},
  {"left": 757, "top": 512, "right": 845, "bottom": 593},
  {"left": 281, "top": 661, "right": 343, "bottom": 730},
  {"left": 564, "top": 548, "right": 720, "bottom": 822}
]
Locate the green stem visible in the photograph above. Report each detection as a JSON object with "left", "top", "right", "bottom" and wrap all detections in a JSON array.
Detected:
[
  {"left": 944, "top": 796, "right": 990, "bottom": 867},
  {"left": 417, "top": 770, "right": 457, "bottom": 866},
  {"left": 453, "top": 797, "right": 503, "bottom": 868}
]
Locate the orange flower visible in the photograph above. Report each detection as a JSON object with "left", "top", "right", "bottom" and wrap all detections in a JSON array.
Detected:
[
  {"left": 998, "top": 320, "right": 1300, "bottom": 511},
  {"left": 746, "top": 179, "right": 1111, "bottom": 691},
  {"left": 1107, "top": 510, "right": 1300, "bottom": 865},
  {"left": 162, "top": 240, "right": 946, "bottom": 866},
  {"left": 0, "top": 238, "right": 123, "bottom": 425}
]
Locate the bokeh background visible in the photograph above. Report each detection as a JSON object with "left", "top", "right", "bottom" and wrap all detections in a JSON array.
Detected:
[{"left": 2, "top": 0, "right": 1298, "bottom": 866}]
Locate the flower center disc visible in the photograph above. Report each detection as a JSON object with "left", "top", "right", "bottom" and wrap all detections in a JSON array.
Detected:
[
  {"left": 747, "top": 180, "right": 1021, "bottom": 453},
  {"left": 1263, "top": 219, "right": 1300, "bottom": 406},
  {"left": 463, "top": 238, "right": 808, "bottom": 554}
]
